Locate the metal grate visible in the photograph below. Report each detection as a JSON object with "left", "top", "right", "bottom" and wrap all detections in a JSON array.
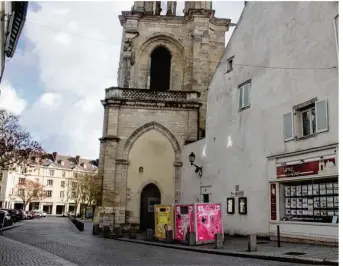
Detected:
[{"left": 284, "top": 252, "right": 306, "bottom": 256}]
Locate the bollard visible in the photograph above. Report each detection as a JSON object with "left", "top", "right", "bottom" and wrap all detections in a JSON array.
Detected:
[
  {"left": 92, "top": 224, "right": 100, "bottom": 235},
  {"left": 188, "top": 232, "right": 196, "bottom": 246},
  {"left": 215, "top": 233, "right": 224, "bottom": 249},
  {"left": 166, "top": 230, "right": 173, "bottom": 243},
  {"left": 277, "top": 225, "right": 281, "bottom": 247},
  {"left": 146, "top": 229, "right": 153, "bottom": 241},
  {"left": 115, "top": 226, "right": 123, "bottom": 238},
  {"left": 247, "top": 234, "right": 257, "bottom": 252},
  {"left": 129, "top": 227, "right": 137, "bottom": 239},
  {"left": 103, "top": 226, "right": 111, "bottom": 239}
]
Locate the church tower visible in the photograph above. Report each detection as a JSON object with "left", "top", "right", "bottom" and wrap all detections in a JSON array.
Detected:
[{"left": 99, "top": 1, "right": 230, "bottom": 229}]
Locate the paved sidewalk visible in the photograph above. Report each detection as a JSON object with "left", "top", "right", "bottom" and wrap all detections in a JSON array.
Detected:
[
  {"left": 0, "top": 235, "right": 77, "bottom": 266},
  {"left": 115, "top": 236, "right": 338, "bottom": 265}
]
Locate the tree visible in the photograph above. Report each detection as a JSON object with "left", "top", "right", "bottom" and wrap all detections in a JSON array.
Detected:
[
  {"left": 0, "top": 109, "right": 43, "bottom": 170},
  {"left": 15, "top": 179, "right": 46, "bottom": 210},
  {"left": 82, "top": 173, "right": 102, "bottom": 218}
]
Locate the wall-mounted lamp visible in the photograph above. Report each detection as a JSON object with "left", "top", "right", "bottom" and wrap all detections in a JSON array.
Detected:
[{"left": 189, "top": 152, "right": 202, "bottom": 177}]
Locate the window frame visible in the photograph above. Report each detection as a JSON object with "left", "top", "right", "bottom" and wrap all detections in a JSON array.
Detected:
[
  {"left": 46, "top": 190, "right": 52, "bottom": 197},
  {"left": 238, "top": 80, "right": 251, "bottom": 110},
  {"left": 47, "top": 179, "right": 53, "bottom": 186},
  {"left": 49, "top": 170, "right": 54, "bottom": 176},
  {"left": 226, "top": 56, "right": 234, "bottom": 73},
  {"left": 283, "top": 98, "right": 329, "bottom": 142},
  {"left": 301, "top": 106, "right": 316, "bottom": 137},
  {"left": 61, "top": 181, "right": 65, "bottom": 188},
  {"left": 283, "top": 112, "right": 295, "bottom": 141}
]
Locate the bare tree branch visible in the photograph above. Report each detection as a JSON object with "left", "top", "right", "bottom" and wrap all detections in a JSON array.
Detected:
[{"left": 0, "top": 109, "right": 43, "bottom": 170}]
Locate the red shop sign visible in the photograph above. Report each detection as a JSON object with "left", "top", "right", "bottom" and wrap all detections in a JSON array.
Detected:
[{"left": 276, "top": 158, "right": 336, "bottom": 178}]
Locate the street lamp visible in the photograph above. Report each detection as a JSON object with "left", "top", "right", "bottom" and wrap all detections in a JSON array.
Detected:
[{"left": 188, "top": 152, "right": 202, "bottom": 177}]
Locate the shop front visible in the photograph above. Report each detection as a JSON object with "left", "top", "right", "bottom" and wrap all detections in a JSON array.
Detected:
[{"left": 268, "top": 145, "right": 338, "bottom": 245}]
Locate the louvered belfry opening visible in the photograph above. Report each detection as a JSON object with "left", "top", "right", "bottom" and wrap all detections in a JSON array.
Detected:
[{"left": 150, "top": 46, "right": 171, "bottom": 91}]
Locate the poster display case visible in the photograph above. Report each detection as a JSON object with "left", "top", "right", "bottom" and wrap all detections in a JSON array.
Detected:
[
  {"left": 283, "top": 179, "right": 339, "bottom": 223},
  {"left": 174, "top": 203, "right": 223, "bottom": 245},
  {"left": 154, "top": 205, "right": 174, "bottom": 240}
]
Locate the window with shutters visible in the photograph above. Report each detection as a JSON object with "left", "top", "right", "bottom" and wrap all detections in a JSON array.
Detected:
[
  {"left": 238, "top": 80, "right": 251, "bottom": 110},
  {"left": 283, "top": 99, "right": 328, "bottom": 141}
]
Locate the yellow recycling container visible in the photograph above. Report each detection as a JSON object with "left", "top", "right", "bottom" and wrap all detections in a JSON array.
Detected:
[{"left": 154, "top": 205, "right": 174, "bottom": 240}]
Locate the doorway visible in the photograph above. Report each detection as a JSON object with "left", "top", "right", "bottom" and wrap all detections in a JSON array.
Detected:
[
  {"left": 140, "top": 183, "right": 161, "bottom": 231},
  {"left": 149, "top": 46, "right": 171, "bottom": 91}
]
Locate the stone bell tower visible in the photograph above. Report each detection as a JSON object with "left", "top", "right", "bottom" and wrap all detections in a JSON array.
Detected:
[{"left": 98, "top": 1, "right": 230, "bottom": 229}]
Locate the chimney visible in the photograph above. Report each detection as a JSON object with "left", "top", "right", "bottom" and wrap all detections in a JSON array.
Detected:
[
  {"left": 52, "top": 152, "right": 58, "bottom": 162},
  {"left": 75, "top": 155, "right": 80, "bottom": 165}
]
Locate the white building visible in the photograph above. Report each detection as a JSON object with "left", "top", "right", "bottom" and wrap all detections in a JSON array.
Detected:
[
  {"left": 181, "top": 2, "right": 338, "bottom": 244},
  {"left": 0, "top": 152, "right": 99, "bottom": 215},
  {"left": 0, "top": 1, "right": 28, "bottom": 82}
]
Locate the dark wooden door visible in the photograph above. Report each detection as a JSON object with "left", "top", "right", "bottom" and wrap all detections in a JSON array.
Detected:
[{"left": 140, "top": 183, "right": 161, "bottom": 231}]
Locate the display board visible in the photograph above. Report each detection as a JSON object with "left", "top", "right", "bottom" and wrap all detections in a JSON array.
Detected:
[{"left": 284, "top": 179, "right": 338, "bottom": 223}]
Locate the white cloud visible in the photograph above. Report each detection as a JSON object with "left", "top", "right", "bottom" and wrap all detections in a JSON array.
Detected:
[
  {"left": 0, "top": 80, "right": 26, "bottom": 115},
  {"left": 14, "top": 1, "right": 243, "bottom": 159}
]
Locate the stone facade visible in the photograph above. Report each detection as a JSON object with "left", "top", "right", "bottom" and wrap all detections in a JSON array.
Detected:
[{"left": 99, "top": 1, "right": 230, "bottom": 226}]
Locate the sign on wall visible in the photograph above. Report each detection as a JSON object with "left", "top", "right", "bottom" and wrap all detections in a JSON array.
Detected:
[
  {"left": 270, "top": 183, "right": 277, "bottom": 220},
  {"left": 276, "top": 158, "right": 336, "bottom": 178}
]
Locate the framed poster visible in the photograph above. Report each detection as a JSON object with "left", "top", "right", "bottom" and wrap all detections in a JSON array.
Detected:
[
  {"left": 291, "top": 186, "right": 296, "bottom": 196},
  {"left": 285, "top": 198, "right": 291, "bottom": 208},
  {"left": 227, "top": 197, "right": 235, "bottom": 214},
  {"left": 302, "top": 185, "right": 308, "bottom": 196},
  {"left": 285, "top": 186, "right": 291, "bottom": 197},
  {"left": 297, "top": 210, "right": 303, "bottom": 215},
  {"left": 291, "top": 198, "right": 297, "bottom": 208},
  {"left": 314, "top": 197, "right": 320, "bottom": 208},
  {"left": 313, "top": 184, "right": 319, "bottom": 195},
  {"left": 328, "top": 210, "right": 334, "bottom": 216},
  {"left": 333, "top": 183, "right": 339, "bottom": 194},
  {"left": 285, "top": 209, "right": 291, "bottom": 215},
  {"left": 296, "top": 185, "right": 302, "bottom": 196},
  {"left": 303, "top": 198, "right": 308, "bottom": 208},
  {"left": 327, "top": 197, "right": 334, "bottom": 208},
  {"left": 326, "top": 183, "right": 333, "bottom": 195},
  {"left": 297, "top": 198, "right": 303, "bottom": 208},
  {"left": 320, "top": 197, "right": 327, "bottom": 208},
  {"left": 314, "top": 210, "right": 320, "bottom": 216},
  {"left": 307, "top": 184, "right": 313, "bottom": 196},
  {"left": 291, "top": 209, "right": 297, "bottom": 215},
  {"left": 334, "top": 196, "right": 339, "bottom": 207},
  {"left": 320, "top": 184, "right": 326, "bottom": 195},
  {"left": 308, "top": 198, "right": 314, "bottom": 210},
  {"left": 238, "top": 197, "right": 247, "bottom": 215}
]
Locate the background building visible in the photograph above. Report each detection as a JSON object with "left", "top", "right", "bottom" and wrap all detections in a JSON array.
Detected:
[
  {"left": 0, "top": 152, "right": 98, "bottom": 215},
  {"left": 98, "top": 1, "right": 231, "bottom": 230},
  {"left": 181, "top": 1, "right": 338, "bottom": 244},
  {"left": 0, "top": 1, "right": 28, "bottom": 83}
]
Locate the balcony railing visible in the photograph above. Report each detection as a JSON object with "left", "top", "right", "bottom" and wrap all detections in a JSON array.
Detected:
[{"left": 105, "top": 87, "right": 200, "bottom": 102}]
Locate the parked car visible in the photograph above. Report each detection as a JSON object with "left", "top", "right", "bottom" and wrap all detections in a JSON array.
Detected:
[
  {"left": 0, "top": 210, "right": 14, "bottom": 227},
  {"left": 17, "top": 209, "right": 27, "bottom": 220},
  {"left": 33, "top": 210, "right": 42, "bottom": 218},
  {"left": 25, "top": 211, "right": 33, "bottom": 219},
  {"left": 1, "top": 209, "right": 17, "bottom": 223}
]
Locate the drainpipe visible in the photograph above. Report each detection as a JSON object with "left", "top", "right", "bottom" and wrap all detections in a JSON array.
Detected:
[{"left": 0, "top": 1, "right": 5, "bottom": 86}]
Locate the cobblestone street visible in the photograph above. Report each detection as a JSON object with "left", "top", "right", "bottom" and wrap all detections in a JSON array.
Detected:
[{"left": 1, "top": 218, "right": 322, "bottom": 266}]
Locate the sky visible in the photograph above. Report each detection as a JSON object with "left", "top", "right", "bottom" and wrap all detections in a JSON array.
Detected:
[{"left": 0, "top": 1, "right": 244, "bottom": 159}]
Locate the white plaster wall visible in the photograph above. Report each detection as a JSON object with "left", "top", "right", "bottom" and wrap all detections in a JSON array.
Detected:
[
  {"left": 180, "top": 139, "right": 206, "bottom": 204},
  {"left": 181, "top": 2, "right": 339, "bottom": 236}
]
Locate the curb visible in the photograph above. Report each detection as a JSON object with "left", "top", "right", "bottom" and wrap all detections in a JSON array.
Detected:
[
  {"left": 115, "top": 238, "right": 338, "bottom": 265},
  {"left": 1, "top": 223, "right": 21, "bottom": 232}
]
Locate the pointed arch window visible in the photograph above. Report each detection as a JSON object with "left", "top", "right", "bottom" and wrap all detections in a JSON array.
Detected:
[{"left": 150, "top": 46, "right": 171, "bottom": 91}]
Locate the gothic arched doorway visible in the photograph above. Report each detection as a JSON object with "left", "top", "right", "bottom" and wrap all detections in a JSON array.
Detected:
[
  {"left": 150, "top": 46, "right": 171, "bottom": 91},
  {"left": 140, "top": 183, "right": 161, "bottom": 231}
]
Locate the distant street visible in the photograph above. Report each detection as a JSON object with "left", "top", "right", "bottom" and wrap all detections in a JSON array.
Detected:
[{"left": 1, "top": 217, "right": 318, "bottom": 266}]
